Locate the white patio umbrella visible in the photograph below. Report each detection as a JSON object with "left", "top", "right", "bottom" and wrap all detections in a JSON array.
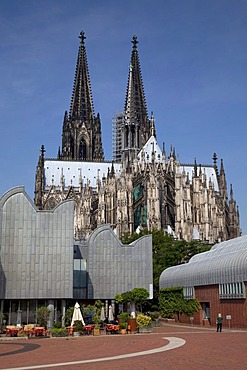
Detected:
[
  {"left": 71, "top": 302, "right": 85, "bottom": 326},
  {"left": 100, "top": 306, "right": 106, "bottom": 322},
  {"left": 108, "top": 305, "right": 114, "bottom": 322}
]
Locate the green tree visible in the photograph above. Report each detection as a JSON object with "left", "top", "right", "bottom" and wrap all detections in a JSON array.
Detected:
[
  {"left": 131, "top": 288, "right": 149, "bottom": 312},
  {"left": 121, "top": 290, "right": 134, "bottom": 303},
  {"left": 36, "top": 306, "right": 51, "bottom": 328},
  {"left": 64, "top": 306, "right": 74, "bottom": 327},
  {"left": 93, "top": 300, "right": 103, "bottom": 325},
  {"left": 121, "top": 231, "right": 140, "bottom": 244},
  {"left": 121, "top": 229, "right": 211, "bottom": 310},
  {"left": 114, "top": 294, "right": 124, "bottom": 305}
]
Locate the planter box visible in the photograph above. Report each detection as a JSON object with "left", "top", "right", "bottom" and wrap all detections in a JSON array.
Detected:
[
  {"left": 128, "top": 318, "right": 137, "bottom": 333},
  {"left": 138, "top": 326, "right": 153, "bottom": 334},
  {"left": 51, "top": 332, "right": 68, "bottom": 337},
  {"left": 152, "top": 319, "right": 160, "bottom": 327},
  {"left": 93, "top": 328, "right": 100, "bottom": 336}
]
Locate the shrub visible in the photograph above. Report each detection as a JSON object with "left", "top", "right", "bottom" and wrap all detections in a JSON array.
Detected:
[
  {"left": 136, "top": 313, "right": 152, "bottom": 328},
  {"left": 50, "top": 327, "right": 68, "bottom": 337},
  {"left": 64, "top": 307, "right": 74, "bottom": 327},
  {"left": 159, "top": 287, "right": 200, "bottom": 320},
  {"left": 73, "top": 320, "right": 84, "bottom": 332},
  {"left": 119, "top": 321, "right": 128, "bottom": 330},
  {"left": 149, "top": 311, "right": 160, "bottom": 321},
  {"left": 118, "top": 312, "right": 129, "bottom": 323},
  {"left": 53, "top": 322, "right": 62, "bottom": 329}
]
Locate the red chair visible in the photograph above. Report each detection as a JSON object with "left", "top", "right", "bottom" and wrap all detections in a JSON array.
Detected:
[
  {"left": 34, "top": 327, "right": 45, "bottom": 336},
  {"left": 106, "top": 324, "right": 119, "bottom": 334},
  {"left": 6, "top": 326, "right": 19, "bottom": 337},
  {"left": 105, "top": 324, "right": 113, "bottom": 334},
  {"left": 84, "top": 325, "right": 94, "bottom": 335}
]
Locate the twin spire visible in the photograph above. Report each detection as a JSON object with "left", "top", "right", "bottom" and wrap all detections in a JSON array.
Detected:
[{"left": 60, "top": 32, "right": 154, "bottom": 163}]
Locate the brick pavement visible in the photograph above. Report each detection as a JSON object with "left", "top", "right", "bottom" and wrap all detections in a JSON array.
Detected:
[{"left": 0, "top": 324, "right": 247, "bottom": 370}]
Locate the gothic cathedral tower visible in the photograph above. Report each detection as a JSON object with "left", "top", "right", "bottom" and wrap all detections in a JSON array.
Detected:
[
  {"left": 59, "top": 31, "right": 104, "bottom": 161},
  {"left": 122, "top": 35, "right": 151, "bottom": 163}
]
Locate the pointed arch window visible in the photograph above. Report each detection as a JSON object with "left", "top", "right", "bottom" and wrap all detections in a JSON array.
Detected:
[
  {"left": 131, "top": 124, "right": 135, "bottom": 147},
  {"left": 70, "top": 138, "right": 74, "bottom": 159},
  {"left": 124, "top": 126, "right": 129, "bottom": 147},
  {"left": 79, "top": 139, "right": 87, "bottom": 160}
]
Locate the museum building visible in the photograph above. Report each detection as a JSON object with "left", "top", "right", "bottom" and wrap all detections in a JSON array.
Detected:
[
  {"left": 160, "top": 235, "right": 247, "bottom": 328},
  {"left": 0, "top": 187, "right": 153, "bottom": 326}
]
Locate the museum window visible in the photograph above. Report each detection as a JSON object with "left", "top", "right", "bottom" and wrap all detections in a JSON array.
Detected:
[
  {"left": 183, "top": 286, "right": 195, "bottom": 299},
  {"left": 73, "top": 245, "right": 87, "bottom": 299},
  {"left": 219, "top": 282, "right": 245, "bottom": 299}
]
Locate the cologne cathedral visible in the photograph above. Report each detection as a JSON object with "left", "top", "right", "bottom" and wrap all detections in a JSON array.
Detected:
[{"left": 34, "top": 32, "right": 240, "bottom": 244}]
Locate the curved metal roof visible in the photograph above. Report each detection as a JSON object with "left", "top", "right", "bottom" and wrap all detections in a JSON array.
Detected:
[{"left": 159, "top": 235, "right": 247, "bottom": 288}]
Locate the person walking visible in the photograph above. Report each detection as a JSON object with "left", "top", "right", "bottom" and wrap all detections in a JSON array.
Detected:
[{"left": 216, "top": 313, "right": 223, "bottom": 332}]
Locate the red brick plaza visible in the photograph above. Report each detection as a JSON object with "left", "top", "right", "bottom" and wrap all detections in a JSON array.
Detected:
[{"left": 0, "top": 323, "right": 247, "bottom": 370}]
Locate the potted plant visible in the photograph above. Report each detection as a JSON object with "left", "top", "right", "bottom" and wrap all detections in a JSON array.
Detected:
[
  {"left": 118, "top": 312, "right": 129, "bottom": 334},
  {"left": 91, "top": 300, "right": 103, "bottom": 336},
  {"left": 136, "top": 313, "right": 152, "bottom": 333},
  {"left": 119, "top": 321, "right": 128, "bottom": 334},
  {"left": 93, "top": 322, "right": 100, "bottom": 336},
  {"left": 118, "top": 311, "right": 129, "bottom": 322},
  {"left": 73, "top": 320, "right": 84, "bottom": 336},
  {"left": 150, "top": 311, "right": 160, "bottom": 327},
  {"left": 92, "top": 313, "right": 101, "bottom": 336}
]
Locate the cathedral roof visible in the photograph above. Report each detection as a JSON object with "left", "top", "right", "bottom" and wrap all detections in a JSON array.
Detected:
[
  {"left": 44, "top": 159, "right": 121, "bottom": 188},
  {"left": 181, "top": 165, "right": 219, "bottom": 191},
  {"left": 137, "top": 135, "right": 163, "bottom": 163},
  {"left": 137, "top": 136, "right": 219, "bottom": 191}
]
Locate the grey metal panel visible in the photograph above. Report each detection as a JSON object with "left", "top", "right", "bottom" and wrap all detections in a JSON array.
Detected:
[
  {"left": 0, "top": 187, "right": 74, "bottom": 300},
  {"left": 87, "top": 225, "right": 153, "bottom": 299},
  {"left": 160, "top": 235, "right": 247, "bottom": 289}
]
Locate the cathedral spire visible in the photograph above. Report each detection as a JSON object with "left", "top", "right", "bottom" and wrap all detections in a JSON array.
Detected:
[
  {"left": 213, "top": 152, "right": 219, "bottom": 178},
  {"left": 123, "top": 35, "right": 150, "bottom": 162},
  {"left": 61, "top": 31, "right": 104, "bottom": 161},
  {"left": 219, "top": 158, "right": 227, "bottom": 199},
  {"left": 69, "top": 31, "right": 94, "bottom": 123},
  {"left": 230, "top": 183, "right": 234, "bottom": 200},
  {"left": 150, "top": 112, "right": 156, "bottom": 137},
  {"left": 34, "top": 145, "right": 46, "bottom": 209}
]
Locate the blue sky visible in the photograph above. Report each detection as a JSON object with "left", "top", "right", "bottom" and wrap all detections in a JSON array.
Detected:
[{"left": 0, "top": 0, "right": 246, "bottom": 234}]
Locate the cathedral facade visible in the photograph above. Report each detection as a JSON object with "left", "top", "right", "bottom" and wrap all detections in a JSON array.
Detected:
[{"left": 34, "top": 32, "right": 240, "bottom": 244}]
